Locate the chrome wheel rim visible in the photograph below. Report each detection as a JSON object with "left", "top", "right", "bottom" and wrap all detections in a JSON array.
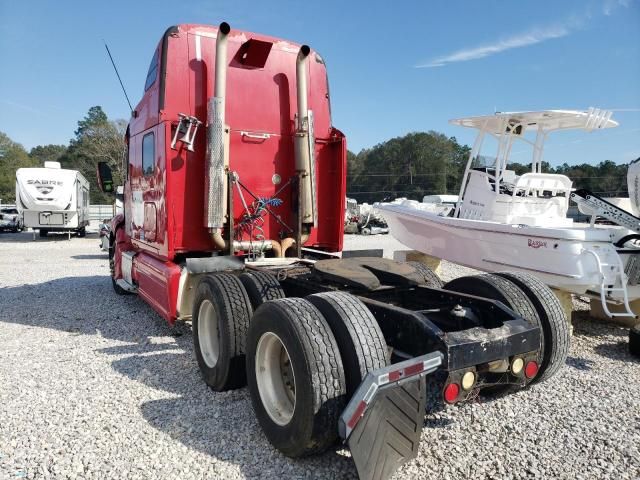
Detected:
[
  {"left": 255, "top": 332, "right": 296, "bottom": 426},
  {"left": 198, "top": 300, "right": 220, "bottom": 368}
]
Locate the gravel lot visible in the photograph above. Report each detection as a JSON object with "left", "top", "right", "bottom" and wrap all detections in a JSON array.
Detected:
[{"left": 1, "top": 229, "right": 638, "bottom": 479}]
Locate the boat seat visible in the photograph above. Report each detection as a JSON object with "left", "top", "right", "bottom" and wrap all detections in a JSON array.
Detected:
[
  {"left": 501, "top": 170, "right": 518, "bottom": 186},
  {"left": 492, "top": 194, "right": 572, "bottom": 226},
  {"left": 497, "top": 173, "right": 573, "bottom": 226},
  {"left": 513, "top": 173, "right": 572, "bottom": 195},
  {"left": 460, "top": 171, "right": 576, "bottom": 227}
]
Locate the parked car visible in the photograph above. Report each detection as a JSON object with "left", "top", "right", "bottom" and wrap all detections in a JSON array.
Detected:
[
  {"left": 0, "top": 207, "right": 24, "bottom": 232},
  {"left": 99, "top": 219, "right": 111, "bottom": 251}
]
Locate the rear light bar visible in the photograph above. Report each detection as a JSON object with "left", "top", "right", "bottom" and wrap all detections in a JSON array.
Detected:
[{"left": 339, "top": 352, "right": 443, "bottom": 440}]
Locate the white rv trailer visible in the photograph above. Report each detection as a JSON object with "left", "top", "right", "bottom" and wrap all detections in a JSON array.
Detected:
[{"left": 16, "top": 161, "right": 90, "bottom": 237}]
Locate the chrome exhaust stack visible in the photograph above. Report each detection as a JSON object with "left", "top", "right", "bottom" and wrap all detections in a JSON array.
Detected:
[
  {"left": 205, "top": 22, "right": 231, "bottom": 250},
  {"left": 294, "top": 45, "right": 317, "bottom": 230}
]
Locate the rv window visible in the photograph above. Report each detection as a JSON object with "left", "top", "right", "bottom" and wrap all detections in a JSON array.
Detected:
[
  {"left": 144, "top": 50, "right": 159, "bottom": 92},
  {"left": 142, "top": 132, "right": 155, "bottom": 176}
]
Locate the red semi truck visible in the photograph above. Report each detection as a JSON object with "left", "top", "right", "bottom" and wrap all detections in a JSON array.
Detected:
[{"left": 97, "top": 22, "right": 569, "bottom": 480}]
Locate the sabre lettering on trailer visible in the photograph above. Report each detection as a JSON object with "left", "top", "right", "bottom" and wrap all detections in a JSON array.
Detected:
[
  {"left": 527, "top": 239, "right": 547, "bottom": 249},
  {"left": 26, "top": 180, "right": 64, "bottom": 186}
]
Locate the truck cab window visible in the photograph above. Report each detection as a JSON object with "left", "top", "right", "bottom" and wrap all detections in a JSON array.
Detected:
[
  {"left": 142, "top": 132, "right": 155, "bottom": 176},
  {"left": 144, "top": 50, "right": 159, "bottom": 91}
]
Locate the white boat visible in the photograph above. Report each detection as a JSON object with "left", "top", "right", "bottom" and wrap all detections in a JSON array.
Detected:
[{"left": 379, "top": 109, "right": 640, "bottom": 317}]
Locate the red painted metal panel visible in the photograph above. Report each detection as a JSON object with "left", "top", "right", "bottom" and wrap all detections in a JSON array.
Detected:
[
  {"left": 313, "top": 130, "right": 346, "bottom": 251},
  {"left": 143, "top": 202, "right": 157, "bottom": 242},
  {"left": 146, "top": 24, "right": 345, "bottom": 257},
  {"left": 132, "top": 252, "right": 181, "bottom": 323},
  {"left": 130, "top": 45, "right": 161, "bottom": 137},
  {"left": 127, "top": 125, "right": 168, "bottom": 259}
]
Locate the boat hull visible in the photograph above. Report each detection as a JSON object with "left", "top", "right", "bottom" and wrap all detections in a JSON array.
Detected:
[{"left": 379, "top": 203, "right": 640, "bottom": 300}]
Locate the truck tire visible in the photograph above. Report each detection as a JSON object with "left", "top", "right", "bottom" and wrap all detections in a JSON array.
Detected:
[
  {"left": 307, "top": 291, "right": 388, "bottom": 397},
  {"left": 407, "top": 261, "right": 444, "bottom": 288},
  {"left": 246, "top": 298, "right": 346, "bottom": 457},
  {"left": 443, "top": 274, "right": 540, "bottom": 328},
  {"left": 239, "top": 270, "right": 285, "bottom": 310},
  {"left": 630, "top": 324, "right": 640, "bottom": 358},
  {"left": 443, "top": 273, "right": 543, "bottom": 389},
  {"left": 39, "top": 229, "right": 48, "bottom": 238},
  {"left": 193, "top": 273, "right": 253, "bottom": 391},
  {"left": 495, "top": 272, "right": 570, "bottom": 383},
  {"left": 77, "top": 227, "right": 86, "bottom": 238}
]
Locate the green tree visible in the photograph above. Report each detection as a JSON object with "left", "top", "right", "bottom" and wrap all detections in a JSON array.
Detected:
[
  {"left": 29, "top": 144, "right": 67, "bottom": 165},
  {"left": 347, "top": 131, "right": 470, "bottom": 202},
  {"left": 61, "top": 106, "right": 126, "bottom": 203},
  {"left": 0, "top": 132, "right": 38, "bottom": 203},
  {"left": 346, "top": 149, "right": 364, "bottom": 194},
  {"left": 556, "top": 160, "right": 628, "bottom": 196}
]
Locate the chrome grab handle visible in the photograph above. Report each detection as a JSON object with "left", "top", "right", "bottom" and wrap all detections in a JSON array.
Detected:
[{"left": 240, "top": 131, "right": 270, "bottom": 140}]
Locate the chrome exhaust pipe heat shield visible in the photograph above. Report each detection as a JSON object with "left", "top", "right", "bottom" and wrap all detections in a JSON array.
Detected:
[
  {"left": 294, "top": 45, "right": 317, "bottom": 227},
  {"left": 205, "top": 22, "right": 231, "bottom": 248}
]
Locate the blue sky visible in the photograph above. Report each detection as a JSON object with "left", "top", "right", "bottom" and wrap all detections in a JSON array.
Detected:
[{"left": 0, "top": 0, "right": 638, "bottom": 167}]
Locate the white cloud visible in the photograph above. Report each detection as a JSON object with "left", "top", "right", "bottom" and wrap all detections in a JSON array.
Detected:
[
  {"left": 416, "top": 25, "right": 571, "bottom": 68},
  {"left": 0, "top": 99, "right": 46, "bottom": 116},
  {"left": 603, "top": 0, "right": 631, "bottom": 16}
]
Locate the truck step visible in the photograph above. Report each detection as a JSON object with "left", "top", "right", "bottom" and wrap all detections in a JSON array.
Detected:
[{"left": 116, "top": 278, "right": 138, "bottom": 293}]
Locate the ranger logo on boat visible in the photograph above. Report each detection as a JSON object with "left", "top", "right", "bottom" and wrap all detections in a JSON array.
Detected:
[{"left": 527, "top": 239, "right": 547, "bottom": 249}]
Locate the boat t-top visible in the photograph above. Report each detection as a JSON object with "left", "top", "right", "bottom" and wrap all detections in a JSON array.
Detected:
[{"left": 379, "top": 108, "right": 640, "bottom": 317}]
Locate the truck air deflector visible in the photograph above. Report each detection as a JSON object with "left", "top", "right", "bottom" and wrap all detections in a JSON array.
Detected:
[
  {"left": 158, "top": 25, "right": 178, "bottom": 111},
  {"left": 340, "top": 352, "right": 442, "bottom": 480}
]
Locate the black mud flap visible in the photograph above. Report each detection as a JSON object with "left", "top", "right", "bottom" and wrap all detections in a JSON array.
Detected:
[{"left": 339, "top": 352, "right": 442, "bottom": 480}]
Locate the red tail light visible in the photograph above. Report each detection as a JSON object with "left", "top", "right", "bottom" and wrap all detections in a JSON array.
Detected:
[
  {"left": 443, "top": 383, "right": 460, "bottom": 403},
  {"left": 524, "top": 361, "right": 539, "bottom": 379}
]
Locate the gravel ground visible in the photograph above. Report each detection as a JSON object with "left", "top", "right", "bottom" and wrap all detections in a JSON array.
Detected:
[{"left": 0, "top": 229, "right": 638, "bottom": 479}]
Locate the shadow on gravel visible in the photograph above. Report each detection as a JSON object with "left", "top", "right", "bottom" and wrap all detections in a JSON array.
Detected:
[
  {"left": 71, "top": 254, "right": 108, "bottom": 260},
  {"left": 109, "top": 333, "right": 358, "bottom": 478},
  {"left": 0, "top": 231, "right": 96, "bottom": 243},
  {"left": 593, "top": 341, "right": 640, "bottom": 363},
  {"left": 1, "top": 275, "right": 153, "bottom": 342},
  {"left": 0, "top": 275, "right": 358, "bottom": 479},
  {"left": 424, "top": 416, "right": 455, "bottom": 428},
  {"left": 565, "top": 356, "right": 594, "bottom": 371},
  {"left": 571, "top": 311, "right": 630, "bottom": 339}
]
